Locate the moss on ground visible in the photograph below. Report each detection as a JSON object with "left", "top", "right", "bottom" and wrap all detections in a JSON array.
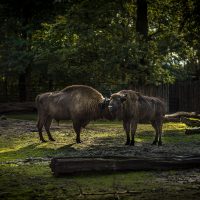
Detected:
[
  {"left": 1, "top": 114, "right": 200, "bottom": 199},
  {"left": 1, "top": 164, "right": 200, "bottom": 200},
  {"left": 0, "top": 121, "right": 191, "bottom": 162}
]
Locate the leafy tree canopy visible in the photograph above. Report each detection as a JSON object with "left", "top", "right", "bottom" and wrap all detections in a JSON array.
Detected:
[{"left": 0, "top": 0, "right": 200, "bottom": 100}]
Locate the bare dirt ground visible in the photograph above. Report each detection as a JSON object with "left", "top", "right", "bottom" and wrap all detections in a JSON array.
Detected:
[
  {"left": 1, "top": 118, "right": 200, "bottom": 159},
  {"left": 1, "top": 119, "right": 200, "bottom": 200}
]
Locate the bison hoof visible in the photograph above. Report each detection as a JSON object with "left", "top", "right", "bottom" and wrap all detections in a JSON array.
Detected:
[
  {"left": 49, "top": 138, "right": 55, "bottom": 142},
  {"left": 76, "top": 140, "right": 82, "bottom": 144},
  {"left": 129, "top": 141, "right": 135, "bottom": 146},
  {"left": 41, "top": 139, "right": 47, "bottom": 143}
]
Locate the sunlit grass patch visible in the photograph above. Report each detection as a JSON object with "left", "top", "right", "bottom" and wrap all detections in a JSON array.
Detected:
[
  {"left": 1, "top": 121, "right": 197, "bottom": 162},
  {"left": 1, "top": 117, "right": 200, "bottom": 199},
  {"left": 163, "top": 122, "right": 187, "bottom": 131}
]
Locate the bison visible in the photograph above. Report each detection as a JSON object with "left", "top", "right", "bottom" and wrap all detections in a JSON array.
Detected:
[
  {"left": 108, "top": 90, "right": 166, "bottom": 146},
  {"left": 36, "top": 85, "right": 111, "bottom": 143}
]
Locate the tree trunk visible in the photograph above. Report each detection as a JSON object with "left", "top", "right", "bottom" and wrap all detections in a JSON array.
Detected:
[
  {"left": 136, "top": 0, "right": 148, "bottom": 39},
  {"left": 48, "top": 79, "right": 53, "bottom": 90},
  {"left": 18, "top": 65, "right": 32, "bottom": 102},
  {"left": 18, "top": 73, "right": 27, "bottom": 102},
  {"left": 17, "top": 7, "right": 32, "bottom": 102},
  {"left": 135, "top": 0, "right": 149, "bottom": 84},
  {"left": 3, "top": 75, "right": 8, "bottom": 101}
]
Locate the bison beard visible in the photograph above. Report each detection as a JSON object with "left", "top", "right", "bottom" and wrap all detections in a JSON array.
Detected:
[
  {"left": 35, "top": 85, "right": 111, "bottom": 143},
  {"left": 108, "top": 90, "right": 166, "bottom": 146}
]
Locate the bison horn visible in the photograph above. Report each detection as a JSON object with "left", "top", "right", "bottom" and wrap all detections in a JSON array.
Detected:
[
  {"left": 109, "top": 89, "right": 112, "bottom": 96},
  {"left": 104, "top": 97, "right": 110, "bottom": 104},
  {"left": 99, "top": 97, "right": 110, "bottom": 111}
]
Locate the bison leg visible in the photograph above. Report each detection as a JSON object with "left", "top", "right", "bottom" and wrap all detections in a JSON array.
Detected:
[
  {"left": 151, "top": 121, "right": 158, "bottom": 145},
  {"left": 151, "top": 120, "right": 163, "bottom": 146},
  {"left": 130, "top": 120, "right": 137, "bottom": 146},
  {"left": 123, "top": 120, "right": 130, "bottom": 145},
  {"left": 73, "top": 121, "right": 82, "bottom": 143},
  {"left": 44, "top": 117, "right": 55, "bottom": 141},
  {"left": 37, "top": 118, "right": 47, "bottom": 142},
  {"left": 157, "top": 121, "right": 163, "bottom": 146}
]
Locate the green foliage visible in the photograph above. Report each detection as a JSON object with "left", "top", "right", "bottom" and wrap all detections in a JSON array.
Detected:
[{"left": 0, "top": 0, "right": 200, "bottom": 98}]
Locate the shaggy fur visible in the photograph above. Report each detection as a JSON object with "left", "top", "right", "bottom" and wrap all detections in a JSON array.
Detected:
[
  {"left": 36, "top": 85, "right": 111, "bottom": 143},
  {"left": 109, "top": 90, "right": 166, "bottom": 146}
]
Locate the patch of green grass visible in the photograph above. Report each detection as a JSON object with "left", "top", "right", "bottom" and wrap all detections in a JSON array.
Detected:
[
  {"left": 0, "top": 133, "right": 76, "bottom": 162},
  {"left": 1, "top": 116, "right": 200, "bottom": 199},
  {"left": 1, "top": 121, "right": 199, "bottom": 162},
  {"left": 0, "top": 164, "right": 199, "bottom": 200},
  {"left": 0, "top": 164, "right": 156, "bottom": 199}
]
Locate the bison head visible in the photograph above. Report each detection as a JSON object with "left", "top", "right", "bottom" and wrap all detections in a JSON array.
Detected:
[
  {"left": 99, "top": 97, "right": 110, "bottom": 112},
  {"left": 98, "top": 97, "right": 115, "bottom": 120},
  {"left": 108, "top": 93, "right": 127, "bottom": 118}
]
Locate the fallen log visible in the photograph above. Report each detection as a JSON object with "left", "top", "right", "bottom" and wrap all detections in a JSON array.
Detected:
[
  {"left": 50, "top": 155, "right": 200, "bottom": 177},
  {"left": 185, "top": 127, "right": 200, "bottom": 135},
  {"left": 163, "top": 117, "right": 181, "bottom": 123},
  {"left": 0, "top": 102, "right": 36, "bottom": 114},
  {"left": 181, "top": 117, "right": 200, "bottom": 127},
  {"left": 164, "top": 111, "right": 200, "bottom": 120}
]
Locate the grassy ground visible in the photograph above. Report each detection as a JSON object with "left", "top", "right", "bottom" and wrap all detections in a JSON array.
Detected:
[{"left": 1, "top": 113, "right": 200, "bottom": 200}]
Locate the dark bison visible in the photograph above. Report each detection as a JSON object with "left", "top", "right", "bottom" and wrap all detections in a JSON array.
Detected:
[
  {"left": 36, "top": 85, "right": 111, "bottom": 143},
  {"left": 108, "top": 90, "right": 166, "bottom": 146}
]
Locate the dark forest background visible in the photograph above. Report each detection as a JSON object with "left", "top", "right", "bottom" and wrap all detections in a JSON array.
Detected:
[{"left": 0, "top": 0, "right": 200, "bottom": 103}]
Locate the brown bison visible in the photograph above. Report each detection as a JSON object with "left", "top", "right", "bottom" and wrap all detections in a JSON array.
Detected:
[
  {"left": 36, "top": 85, "right": 111, "bottom": 143},
  {"left": 108, "top": 90, "right": 166, "bottom": 146}
]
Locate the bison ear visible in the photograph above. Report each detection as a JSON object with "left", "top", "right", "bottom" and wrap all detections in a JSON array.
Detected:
[{"left": 120, "top": 94, "right": 127, "bottom": 103}]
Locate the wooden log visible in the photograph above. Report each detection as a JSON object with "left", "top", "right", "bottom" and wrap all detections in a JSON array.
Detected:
[
  {"left": 181, "top": 117, "right": 200, "bottom": 127},
  {"left": 163, "top": 117, "right": 181, "bottom": 123},
  {"left": 185, "top": 127, "right": 200, "bottom": 135},
  {"left": 50, "top": 155, "right": 200, "bottom": 177},
  {"left": 164, "top": 111, "right": 200, "bottom": 120},
  {"left": 0, "top": 102, "right": 36, "bottom": 114}
]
